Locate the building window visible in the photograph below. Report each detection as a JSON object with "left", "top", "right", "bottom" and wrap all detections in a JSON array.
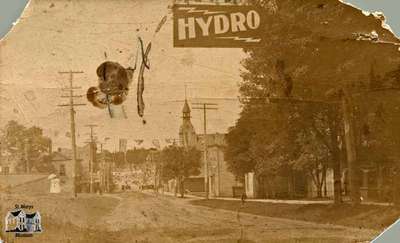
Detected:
[
  {"left": 60, "top": 164, "right": 66, "bottom": 176},
  {"left": 3, "top": 166, "right": 9, "bottom": 175}
]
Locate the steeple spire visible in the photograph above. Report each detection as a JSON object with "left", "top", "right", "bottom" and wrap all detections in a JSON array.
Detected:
[
  {"left": 179, "top": 84, "right": 196, "bottom": 148},
  {"left": 184, "top": 83, "right": 187, "bottom": 100},
  {"left": 182, "top": 99, "right": 191, "bottom": 119},
  {"left": 182, "top": 84, "right": 191, "bottom": 119}
]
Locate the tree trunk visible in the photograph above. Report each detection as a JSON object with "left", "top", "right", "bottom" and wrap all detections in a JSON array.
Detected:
[
  {"left": 287, "top": 168, "right": 297, "bottom": 199},
  {"left": 174, "top": 177, "right": 178, "bottom": 197},
  {"left": 316, "top": 172, "right": 323, "bottom": 198},
  {"left": 310, "top": 169, "right": 322, "bottom": 198},
  {"left": 341, "top": 93, "right": 360, "bottom": 204},
  {"left": 315, "top": 164, "right": 322, "bottom": 198},
  {"left": 323, "top": 165, "right": 327, "bottom": 197},
  {"left": 317, "top": 185, "right": 322, "bottom": 198},
  {"left": 328, "top": 107, "right": 343, "bottom": 204},
  {"left": 180, "top": 176, "right": 185, "bottom": 198}
]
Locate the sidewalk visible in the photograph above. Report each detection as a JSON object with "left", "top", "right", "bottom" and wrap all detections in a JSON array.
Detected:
[
  {"left": 145, "top": 190, "right": 393, "bottom": 206},
  {"left": 144, "top": 190, "right": 331, "bottom": 204}
]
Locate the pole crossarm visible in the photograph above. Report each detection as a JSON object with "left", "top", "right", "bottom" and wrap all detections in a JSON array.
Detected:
[
  {"left": 57, "top": 70, "right": 85, "bottom": 198},
  {"left": 190, "top": 102, "right": 218, "bottom": 200},
  {"left": 62, "top": 87, "right": 83, "bottom": 90},
  {"left": 59, "top": 71, "right": 84, "bottom": 74},
  {"left": 192, "top": 102, "right": 218, "bottom": 106},
  {"left": 192, "top": 107, "right": 218, "bottom": 110},
  {"left": 57, "top": 104, "right": 87, "bottom": 107},
  {"left": 61, "top": 95, "right": 84, "bottom": 98}
]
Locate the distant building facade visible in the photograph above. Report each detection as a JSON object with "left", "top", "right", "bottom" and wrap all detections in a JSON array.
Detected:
[
  {"left": 0, "top": 153, "right": 21, "bottom": 175},
  {"left": 178, "top": 100, "right": 242, "bottom": 197},
  {"left": 50, "top": 145, "right": 95, "bottom": 193}
]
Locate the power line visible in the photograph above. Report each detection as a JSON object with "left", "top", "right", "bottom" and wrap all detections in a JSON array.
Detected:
[
  {"left": 192, "top": 102, "right": 218, "bottom": 200},
  {"left": 57, "top": 70, "right": 85, "bottom": 198}
]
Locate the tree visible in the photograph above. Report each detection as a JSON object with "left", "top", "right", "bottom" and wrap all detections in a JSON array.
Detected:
[
  {"left": 291, "top": 126, "right": 331, "bottom": 198},
  {"left": 112, "top": 151, "right": 125, "bottom": 168},
  {"left": 126, "top": 148, "right": 149, "bottom": 169},
  {"left": 226, "top": 0, "right": 400, "bottom": 203},
  {"left": 226, "top": 62, "right": 338, "bottom": 200},
  {"left": 1, "top": 120, "right": 52, "bottom": 173},
  {"left": 161, "top": 146, "right": 201, "bottom": 197}
]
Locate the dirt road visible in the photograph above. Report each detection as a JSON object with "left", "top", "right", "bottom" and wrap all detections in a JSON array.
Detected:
[{"left": 0, "top": 192, "right": 378, "bottom": 242}]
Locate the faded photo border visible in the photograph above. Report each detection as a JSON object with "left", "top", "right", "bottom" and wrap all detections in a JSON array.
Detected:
[
  {"left": 1, "top": 0, "right": 400, "bottom": 242},
  {"left": 0, "top": 0, "right": 30, "bottom": 40}
]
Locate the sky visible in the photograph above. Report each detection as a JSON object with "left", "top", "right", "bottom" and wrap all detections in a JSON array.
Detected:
[
  {"left": 0, "top": 1, "right": 400, "bottom": 39},
  {"left": 0, "top": 0, "right": 399, "bottom": 150},
  {"left": 0, "top": 0, "right": 244, "bottom": 150}
]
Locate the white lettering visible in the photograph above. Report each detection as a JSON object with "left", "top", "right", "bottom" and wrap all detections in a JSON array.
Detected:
[
  {"left": 230, "top": 12, "right": 246, "bottom": 33},
  {"left": 214, "top": 15, "right": 230, "bottom": 34},
  {"left": 178, "top": 17, "right": 196, "bottom": 40},
  {"left": 246, "top": 10, "right": 260, "bottom": 30},
  {"left": 176, "top": 10, "right": 262, "bottom": 40},
  {"left": 196, "top": 17, "right": 213, "bottom": 36}
]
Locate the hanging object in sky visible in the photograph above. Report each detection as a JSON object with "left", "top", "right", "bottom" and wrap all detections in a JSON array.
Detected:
[
  {"left": 87, "top": 14, "right": 166, "bottom": 120},
  {"left": 86, "top": 61, "right": 135, "bottom": 117},
  {"left": 137, "top": 37, "right": 151, "bottom": 122},
  {"left": 155, "top": 15, "right": 167, "bottom": 34},
  {"left": 135, "top": 15, "right": 167, "bottom": 123}
]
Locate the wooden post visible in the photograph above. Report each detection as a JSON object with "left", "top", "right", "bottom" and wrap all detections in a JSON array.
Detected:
[
  {"left": 341, "top": 92, "right": 360, "bottom": 204},
  {"left": 58, "top": 71, "right": 85, "bottom": 197},
  {"left": 86, "top": 125, "right": 98, "bottom": 193},
  {"left": 192, "top": 102, "right": 218, "bottom": 200},
  {"left": 327, "top": 105, "right": 342, "bottom": 204}
]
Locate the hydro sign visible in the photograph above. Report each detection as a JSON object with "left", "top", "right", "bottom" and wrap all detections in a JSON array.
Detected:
[{"left": 173, "top": 4, "right": 265, "bottom": 48}]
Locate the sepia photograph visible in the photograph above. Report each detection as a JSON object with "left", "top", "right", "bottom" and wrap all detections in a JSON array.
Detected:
[{"left": 0, "top": 0, "right": 400, "bottom": 242}]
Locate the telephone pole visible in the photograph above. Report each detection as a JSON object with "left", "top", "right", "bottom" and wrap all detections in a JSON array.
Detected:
[
  {"left": 58, "top": 71, "right": 85, "bottom": 197},
  {"left": 97, "top": 142, "right": 106, "bottom": 194},
  {"left": 85, "top": 124, "right": 98, "bottom": 193},
  {"left": 24, "top": 139, "right": 31, "bottom": 174},
  {"left": 192, "top": 102, "right": 218, "bottom": 200},
  {"left": 340, "top": 90, "right": 360, "bottom": 204}
]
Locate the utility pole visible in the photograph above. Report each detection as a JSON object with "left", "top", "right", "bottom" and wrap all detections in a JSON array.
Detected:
[
  {"left": 85, "top": 124, "right": 98, "bottom": 193},
  {"left": 192, "top": 102, "right": 218, "bottom": 200},
  {"left": 58, "top": 71, "right": 85, "bottom": 197},
  {"left": 98, "top": 142, "right": 106, "bottom": 194},
  {"left": 340, "top": 90, "right": 360, "bottom": 204},
  {"left": 24, "top": 139, "right": 31, "bottom": 174},
  {"left": 98, "top": 138, "right": 110, "bottom": 194}
]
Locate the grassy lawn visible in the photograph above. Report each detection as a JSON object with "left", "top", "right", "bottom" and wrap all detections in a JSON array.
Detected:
[{"left": 190, "top": 199, "right": 400, "bottom": 230}]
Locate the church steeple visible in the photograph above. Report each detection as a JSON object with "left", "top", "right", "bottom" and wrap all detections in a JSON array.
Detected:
[
  {"left": 182, "top": 84, "right": 191, "bottom": 120},
  {"left": 179, "top": 86, "right": 196, "bottom": 148},
  {"left": 182, "top": 99, "right": 191, "bottom": 120}
]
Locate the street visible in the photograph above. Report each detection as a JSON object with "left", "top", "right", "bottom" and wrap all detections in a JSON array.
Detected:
[{"left": 0, "top": 192, "right": 378, "bottom": 243}]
